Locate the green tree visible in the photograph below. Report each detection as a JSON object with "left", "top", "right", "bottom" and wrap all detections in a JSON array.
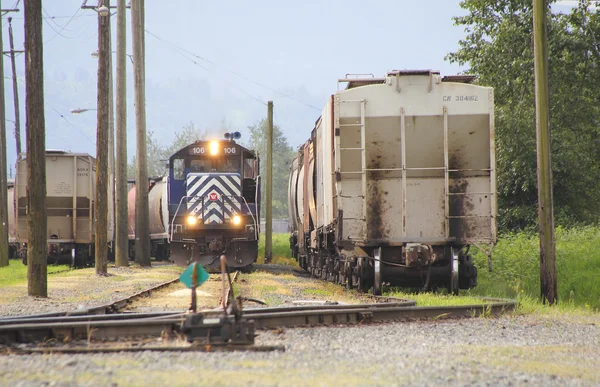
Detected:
[
  {"left": 447, "top": 0, "right": 600, "bottom": 230},
  {"left": 128, "top": 123, "right": 206, "bottom": 178},
  {"left": 246, "top": 119, "right": 295, "bottom": 219}
]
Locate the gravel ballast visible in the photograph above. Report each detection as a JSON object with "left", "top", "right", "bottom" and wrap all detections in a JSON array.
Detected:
[
  {"left": 1, "top": 315, "right": 598, "bottom": 386},
  {"left": 0, "top": 264, "right": 182, "bottom": 317}
]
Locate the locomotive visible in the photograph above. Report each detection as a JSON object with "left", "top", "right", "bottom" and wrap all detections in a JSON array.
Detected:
[
  {"left": 128, "top": 133, "right": 260, "bottom": 270},
  {"left": 288, "top": 70, "right": 496, "bottom": 294}
]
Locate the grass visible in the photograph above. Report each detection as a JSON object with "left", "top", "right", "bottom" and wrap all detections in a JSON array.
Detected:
[
  {"left": 0, "top": 260, "right": 71, "bottom": 287},
  {"left": 467, "top": 226, "right": 600, "bottom": 312},
  {"left": 257, "top": 232, "right": 297, "bottom": 266}
]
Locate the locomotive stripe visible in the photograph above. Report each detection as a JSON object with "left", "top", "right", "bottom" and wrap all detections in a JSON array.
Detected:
[{"left": 185, "top": 173, "right": 242, "bottom": 224}]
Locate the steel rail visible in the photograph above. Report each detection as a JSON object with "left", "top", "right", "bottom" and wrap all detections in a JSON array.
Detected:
[
  {"left": 0, "top": 299, "right": 516, "bottom": 345},
  {"left": 0, "top": 277, "right": 181, "bottom": 321},
  {"left": 4, "top": 344, "right": 286, "bottom": 355},
  {"left": 0, "top": 299, "right": 417, "bottom": 327}
]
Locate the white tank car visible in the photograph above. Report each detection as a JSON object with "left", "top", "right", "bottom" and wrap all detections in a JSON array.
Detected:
[{"left": 289, "top": 70, "right": 496, "bottom": 295}]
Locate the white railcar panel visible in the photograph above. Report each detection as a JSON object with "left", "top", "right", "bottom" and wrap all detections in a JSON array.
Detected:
[
  {"left": 318, "top": 97, "right": 335, "bottom": 228},
  {"left": 333, "top": 72, "right": 495, "bottom": 244},
  {"left": 405, "top": 178, "right": 445, "bottom": 238}
]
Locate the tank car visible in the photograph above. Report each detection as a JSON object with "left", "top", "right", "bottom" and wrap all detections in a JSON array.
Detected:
[
  {"left": 127, "top": 177, "right": 170, "bottom": 261},
  {"left": 14, "top": 150, "right": 111, "bottom": 267},
  {"left": 166, "top": 134, "right": 260, "bottom": 270},
  {"left": 289, "top": 70, "right": 496, "bottom": 295}
]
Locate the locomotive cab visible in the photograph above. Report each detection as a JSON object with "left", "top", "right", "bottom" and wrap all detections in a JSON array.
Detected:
[{"left": 167, "top": 134, "right": 260, "bottom": 270}]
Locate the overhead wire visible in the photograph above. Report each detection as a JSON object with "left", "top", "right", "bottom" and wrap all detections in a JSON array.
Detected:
[
  {"left": 42, "top": 6, "right": 92, "bottom": 45},
  {"left": 145, "top": 31, "right": 267, "bottom": 107},
  {"left": 145, "top": 29, "right": 321, "bottom": 111},
  {"left": 16, "top": 77, "right": 96, "bottom": 146}
]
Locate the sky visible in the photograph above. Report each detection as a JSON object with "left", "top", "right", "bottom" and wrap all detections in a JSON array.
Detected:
[{"left": 0, "top": 0, "right": 584, "bottom": 175}]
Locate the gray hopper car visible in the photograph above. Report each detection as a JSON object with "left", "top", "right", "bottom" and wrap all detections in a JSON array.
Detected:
[
  {"left": 288, "top": 70, "right": 496, "bottom": 295},
  {"left": 13, "top": 150, "right": 114, "bottom": 267}
]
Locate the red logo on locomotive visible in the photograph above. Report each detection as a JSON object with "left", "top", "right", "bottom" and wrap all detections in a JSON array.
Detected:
[{"left": 209, "top": 192, "right": 219, "bottom": 201}]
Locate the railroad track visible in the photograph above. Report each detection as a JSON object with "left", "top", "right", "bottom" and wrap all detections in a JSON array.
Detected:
[
  {"left": 0, "top": 298, "right": 516, "bottom": 347},
  {"left": 0, "top": 277, "right": 181, "bottom": 321}
]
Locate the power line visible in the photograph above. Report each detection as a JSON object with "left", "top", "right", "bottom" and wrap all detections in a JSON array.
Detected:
[
  {"left": 16, "top": 76, "right": 95, "bottom": 146},
  {"left": 145, "top": 29, "right": 321, "bottom": 111},
  {"left": 42, "top": 6, "right": 91, "bottom": 44},
  {"left": 145, "top": 31, "right": 267, "bottom": 107}
]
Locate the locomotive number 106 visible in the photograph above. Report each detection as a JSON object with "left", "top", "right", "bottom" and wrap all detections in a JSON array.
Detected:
[{"left": 190, "top": 146, "right": 237, "bottom": 155}]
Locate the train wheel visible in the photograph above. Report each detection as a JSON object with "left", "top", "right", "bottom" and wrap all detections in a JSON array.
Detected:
[
  {"left": 448, "top": 247, "right": 459, "bottom": 295},
  {"left": 372, "top": 247, "right": 383, "bottom": 296},
  {"left": 345, "top": 260, "right": 355, "bottom": 290},
  {"left": 357, "top": 257, "right": 371, "bottom": 293}
]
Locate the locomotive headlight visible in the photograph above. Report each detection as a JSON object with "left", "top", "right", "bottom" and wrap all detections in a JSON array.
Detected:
[
  {"left": 209, "top": 140, "right": 219, "bottom": 155},
  {"left": 232, "top": 215, "right": 242, "bottom": 225},
  {"left": 187, "top": 215, "right": 197, "bottom": 226}
]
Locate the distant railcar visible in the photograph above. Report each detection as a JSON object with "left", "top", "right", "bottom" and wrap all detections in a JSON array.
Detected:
[
  {"left": 289, "top": 70, "right": 496, "bottom": 294},
  {"left": 14, "top": 150, "right": 112, "bottom": 267}
]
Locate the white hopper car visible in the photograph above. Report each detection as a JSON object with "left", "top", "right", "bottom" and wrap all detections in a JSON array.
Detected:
[
  {"left": 12, "top": 150, "right": 113, "bottom": 267},
  {"left": 288, "top": 70, "right": 496, "bottom": 294}
]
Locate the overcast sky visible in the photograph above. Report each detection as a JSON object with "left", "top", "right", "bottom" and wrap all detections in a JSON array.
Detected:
[{"left": 0, "top": 0, "right": 583, "bottom": 173}]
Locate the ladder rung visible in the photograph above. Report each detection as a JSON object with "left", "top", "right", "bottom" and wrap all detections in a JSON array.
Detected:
[
  {"left": 448, "top": 168, "right": 492, "bottom": 172},
  {"left": 448, "top": 192, "right": 494, "bottom": 196},
  {"left": 340, "top": 147, "right": 364, "bottom": 151},
  {"left": 364, "top": 168, "right": 402, "bottom": 172},
  {"left": 338, "top": 171, "right": 364, "bottom": 174},
  {"left": 340, "top": 195, "right": 364, "bottom": 198},
  {"left": 343, "top": 218, "right": 366, "bottom": 221},
  {"left": 447, "top": 215, "right": 492, "bottom": 219},
  {"left": 339, "top": 123, "right": 363, "bottom": 127}
]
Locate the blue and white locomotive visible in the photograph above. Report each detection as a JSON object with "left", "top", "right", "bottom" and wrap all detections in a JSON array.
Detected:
[{"left": 166, "top": 133, "right": 260, "bottom": 269}]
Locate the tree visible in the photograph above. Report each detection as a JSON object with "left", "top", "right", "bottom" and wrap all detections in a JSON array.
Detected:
[
  {"left": 25, "top": 0, "right": 47, "bottom": 296},
  {"left": 128, "top": 123, "right": 206, "bottom": 178},
  {"left": 447, "top": 0, "right": 600, "bottom": 230},
  {"left": 246, "top": 119, "right": 295, "bottom": 219}
]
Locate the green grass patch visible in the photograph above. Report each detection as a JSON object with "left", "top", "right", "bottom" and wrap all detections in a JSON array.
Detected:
[
  {"left": 257, "top": 232, "right": 297, "bottom": 266},
  {"left": 0, "top": 261, "right": 71, "bottom": 287},
  {"left": 468, "top": 226, "right": 600, "bottom": 311},
  {"left": 302, "top": 288, "right": 334, "bottom": 297},
  {"left": 385, "top": 289, "right": 491, "bottom": 307}
]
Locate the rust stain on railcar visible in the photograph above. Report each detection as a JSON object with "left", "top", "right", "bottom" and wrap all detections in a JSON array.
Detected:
[
  {"left": 366, "top": 158, "right": 389, "bottom": 241},
  {"left": 449, "top": 178, "right": 475, "bottom": 239}
]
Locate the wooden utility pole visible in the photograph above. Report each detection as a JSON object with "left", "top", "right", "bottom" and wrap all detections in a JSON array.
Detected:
[
  {"left": 0, "top": 0, "right": 8, "bottom": 268},
  {"left": 265, "top": 101, "right": 273, "bottom": 263},
  {"left": 7, "top": 17, "right": 22, "bottom": 156},
  {"left": 533, "top": 0, "right": 557, "bottom": 305},
  {"left": 24, "top": 0, "right": 47, "bottom": 295},
  {"left": 115, "top": 0, "right": 128, "bottom": 267},
  {"left": 132, "top": 0, "right": 150, "bottom": 266},
  {"left": 95, "top": 0, "right": 111, "bottom": 275}
]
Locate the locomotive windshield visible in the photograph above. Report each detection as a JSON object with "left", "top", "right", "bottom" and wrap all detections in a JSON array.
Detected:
[{"left": 189, "top": 157, "right": 240, "bottom": 173}]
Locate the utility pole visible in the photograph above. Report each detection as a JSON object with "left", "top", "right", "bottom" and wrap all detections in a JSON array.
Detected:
[
  {"left": 533, "top": 0, "right": 557, "bottom": 305},
  {"left": 7, "top": 17, "right": 23, "bottom": 156},
  {"left": 95, "top": 1, "right": 111, "bottom": 275},
  {"left": 24, "top": 0, "right": 47, "bottom": 295},
  {"left": 0, "top": 0, "right": 8, "bottom": 268},
  {"left": 132, "top": 0, "right": 150, "bottom": 266},
  {"left": 115, "top": 0, "right": 128, "bottom": 267},
  {"left": 265, "top": 101, "right": 273, "bottom": 263},
  {"left": 107, "top": 14, "right": 115, "bottom": 262}
]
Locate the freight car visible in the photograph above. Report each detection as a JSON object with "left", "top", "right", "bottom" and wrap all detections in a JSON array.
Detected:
[
  {"left": 288, "top": 70, "right": 496, "bottom": 295},
  {"left": 127, "top": 133, "right": 261, "bottom": 270},
  {"left": 13, "top": 150, "right": 113, "bottom": 267},
  {"left": 6, "top": 181, "right": 19, "bottom": 259},
  {"left": 127, "top": 177, "right": 170, "bottom": 261}
]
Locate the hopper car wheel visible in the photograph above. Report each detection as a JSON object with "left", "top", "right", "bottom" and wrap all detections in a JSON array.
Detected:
[
  {"left": 357, "top": 257, "right": 371, "bottom": 293},
  {"left": 373, "top": 247, "right": 383, "bottom": 296},
  {"left": 345, "top": 261, "right": 355, "bottom": 290},
  {"left": 448, "top": 247, "right": 459, "bottom": 295}
]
